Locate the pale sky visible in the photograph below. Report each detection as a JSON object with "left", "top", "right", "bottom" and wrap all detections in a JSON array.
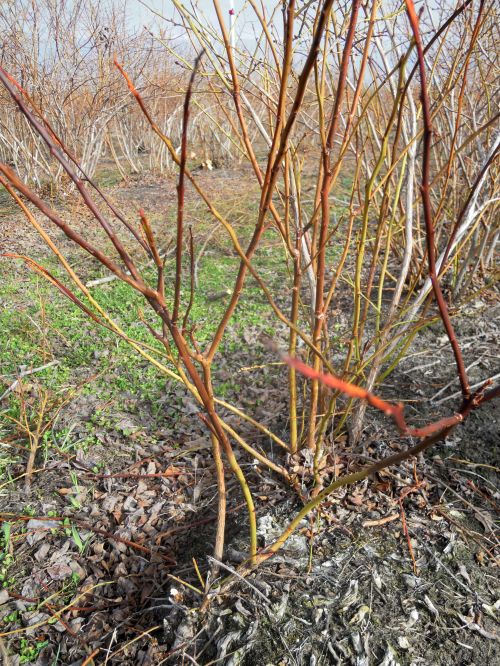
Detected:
[
  {"left": 126, "top": 0, "right": 452, "bottom": 58},
  {"left": 128, "top": 0, "right": 279, "bottom": 40}
]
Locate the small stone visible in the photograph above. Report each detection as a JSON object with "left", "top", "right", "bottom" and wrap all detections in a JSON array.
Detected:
[
  {"left": 398, "top": 636, "right": 410, "bottom": 650},
  {"left": 402, "top": 574, "right": 421, "bottom": 589},
  {"left": 52, "top": 619, "right": 68, "bottom": 633},
  {"left": 282, "top": 533, "right": 308, "bottom": 558},
  {"left": 407, "top": 608, "right": 419, "bottom": 627},
  {"left": 34, "top": 543, "right": 51, "bottom": 562},
  {"left": 26, "top": 519, "right": 59, "bottom": 545}
]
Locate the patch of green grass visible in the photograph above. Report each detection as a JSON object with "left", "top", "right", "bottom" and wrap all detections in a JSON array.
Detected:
[
  {"left": 94, "top": 166, "right": 124, "bottom": 188},
  {"left": 17, "top": 638, "right": 50, "bottom": 665},
  {"left": 0, "top": 522, "right": 14, "bottom": 588},
  {"left": 0, "top": 221, "right": 292, "bottom": 465},
  {"left": 2, "top": 241, "right": 285, "bottom": 379}
]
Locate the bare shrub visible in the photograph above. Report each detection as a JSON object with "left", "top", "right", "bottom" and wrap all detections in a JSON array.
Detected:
[{"left": 1, "top": 0, "right": 498, "bottom": 574}]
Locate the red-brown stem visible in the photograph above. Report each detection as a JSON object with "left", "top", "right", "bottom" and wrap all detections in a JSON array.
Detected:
[
  {"left": 262, "top": 0, "right": 296, "bottom": 185},
  {"left": 400, "top": 1, "right": 473, "bottom": 108},
  {"left": 285, "top": 354, "right": 467, "bottom": 438},
  {"left": 182, "top": 227, "right": 196, "bottom": 333},
  {"left": 399, "top": 499, "right": 417, "bottom": 574},
  {"left": 405, "top": 0, "right": 470, "bottom": 399},
  {"left": 308, "top": 0, "right": 362, "bottom": 449},
  {"left": 174, "top": 52, "right": 203, "bottom": 324},
  {"left": 260, "top": 0, "right": 335, "bottom": 215}
]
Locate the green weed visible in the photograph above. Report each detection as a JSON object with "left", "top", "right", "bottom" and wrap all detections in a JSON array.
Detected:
[
  {"left": 0, "top": 522, "right": 14, "bottom": 587},
  {"left": 18, "top": 638, "right": 49, "bottom": 664}
]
